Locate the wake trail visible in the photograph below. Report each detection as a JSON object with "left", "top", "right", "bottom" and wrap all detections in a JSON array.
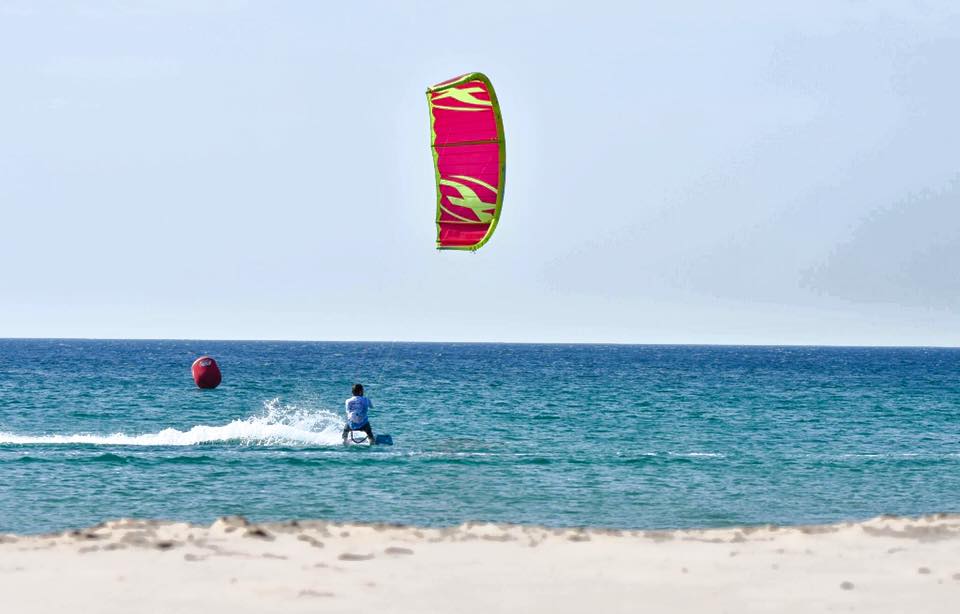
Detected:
[{"left": 0, "top": 399, "right": 345, "bottom": 447}]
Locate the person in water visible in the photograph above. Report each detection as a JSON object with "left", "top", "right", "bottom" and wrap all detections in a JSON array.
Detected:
[{"left": 342, "top": 383, "right": 375, "bottom": 444}]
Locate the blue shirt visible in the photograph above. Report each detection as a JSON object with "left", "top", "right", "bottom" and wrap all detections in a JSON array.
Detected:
[{"left": 345, "top": 395, "right": 373, "bottom": 428}]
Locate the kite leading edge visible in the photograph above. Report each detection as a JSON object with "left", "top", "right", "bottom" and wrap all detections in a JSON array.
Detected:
[{"left": 426, "top": 73, "right": 505, "bottom": 251}]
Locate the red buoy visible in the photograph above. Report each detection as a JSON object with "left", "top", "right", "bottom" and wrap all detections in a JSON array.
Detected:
[{"left": 192, "top": 356, "right": 222, "bottom": 389}]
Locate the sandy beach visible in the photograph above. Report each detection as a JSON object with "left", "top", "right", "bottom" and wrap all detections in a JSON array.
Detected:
[{"left": 1, "top": 514, "right": 958, "bottom": 613}]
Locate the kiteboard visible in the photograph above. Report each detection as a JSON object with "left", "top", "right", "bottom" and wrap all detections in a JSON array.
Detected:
[{"left": 343, "top": 433, "right": 393, "bottom": 446}]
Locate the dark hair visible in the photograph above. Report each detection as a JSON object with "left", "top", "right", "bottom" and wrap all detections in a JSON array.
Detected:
[{"left": 352, "top": 383, "right": 364, "bottom": 396}]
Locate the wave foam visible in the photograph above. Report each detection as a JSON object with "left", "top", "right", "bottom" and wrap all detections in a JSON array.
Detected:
[{"left": 0, "top": 399, "right": 345, "bottom": 447}]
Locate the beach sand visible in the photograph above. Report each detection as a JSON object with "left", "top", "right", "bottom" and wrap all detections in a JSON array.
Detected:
[{"left": 2, "top": 514, "right": 959, "bottom": 613}]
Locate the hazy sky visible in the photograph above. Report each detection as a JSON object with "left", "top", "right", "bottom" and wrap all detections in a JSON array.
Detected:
[{"left": 2, "top": 1, "right": 958, "bottom": 345}]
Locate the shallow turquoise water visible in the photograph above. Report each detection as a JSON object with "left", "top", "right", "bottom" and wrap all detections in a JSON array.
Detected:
[{"left": 1, "top": 339, "right": 959, "bottom": 534}]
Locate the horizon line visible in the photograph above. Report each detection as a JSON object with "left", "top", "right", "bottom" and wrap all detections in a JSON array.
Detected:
[{"left": 1, "top": 336, "right": 958, "bottom": 350}]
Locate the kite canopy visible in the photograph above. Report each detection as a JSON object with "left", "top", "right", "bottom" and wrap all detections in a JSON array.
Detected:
[{"left": 426, "top": 72, "right": 505, "bottom": 250}]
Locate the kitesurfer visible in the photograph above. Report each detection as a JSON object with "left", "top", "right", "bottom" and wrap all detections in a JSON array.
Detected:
[{"left": 342, "top": 383, "right": 376, "bottom": 445}]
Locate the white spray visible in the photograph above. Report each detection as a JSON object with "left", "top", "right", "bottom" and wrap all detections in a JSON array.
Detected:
[{"left": 0, "top": 399, "right": 345, "bottom": 446}]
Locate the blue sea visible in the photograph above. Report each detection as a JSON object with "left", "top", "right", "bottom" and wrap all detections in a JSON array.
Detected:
[{"left": 1, "top": 339, "right": 958, "bottom": 535}]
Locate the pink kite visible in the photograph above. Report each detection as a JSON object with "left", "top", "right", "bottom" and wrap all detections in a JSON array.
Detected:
[{"left": 426, "top": 73, "right": 505, "bottom": 250}]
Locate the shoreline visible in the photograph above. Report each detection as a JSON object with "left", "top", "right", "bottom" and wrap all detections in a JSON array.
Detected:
[
  {"left": 3, "top": 514, "right": 959, "bottom": 612},
  {"left": 7, "top": 511, "right": 960, "bottom": 540}
]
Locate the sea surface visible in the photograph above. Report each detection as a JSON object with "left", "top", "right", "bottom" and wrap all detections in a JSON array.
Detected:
[{"left": 1, "top": 339, "right": 959, "bottom": 535}]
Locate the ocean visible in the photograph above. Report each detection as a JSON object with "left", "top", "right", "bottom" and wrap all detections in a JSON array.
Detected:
[{"left": 1, "top": 339, "right": 958, "bottom": 535}]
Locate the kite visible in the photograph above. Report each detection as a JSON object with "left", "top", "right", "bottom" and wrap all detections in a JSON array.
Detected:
[{"left": 426, "top": 72, "right": 505, "bottom": 250}]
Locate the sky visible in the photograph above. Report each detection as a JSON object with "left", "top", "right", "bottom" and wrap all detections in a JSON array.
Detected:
[{"left": 1, "top": 0, "right": 958, "bottom": 345}]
